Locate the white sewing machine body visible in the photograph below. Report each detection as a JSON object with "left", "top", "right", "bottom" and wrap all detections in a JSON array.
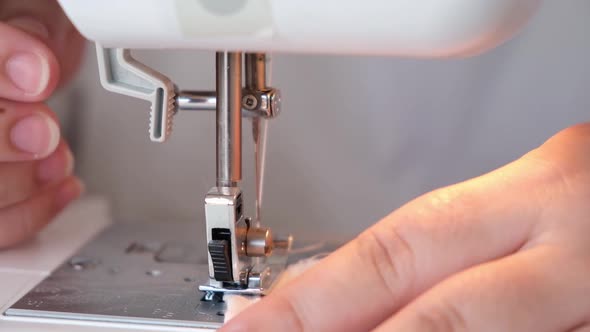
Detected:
[
  {"left": 1, "top": 0, "right": 540, "bottom": 330},
  {"left": 58, "top": 0, "right": 539, "bottom": 56}
]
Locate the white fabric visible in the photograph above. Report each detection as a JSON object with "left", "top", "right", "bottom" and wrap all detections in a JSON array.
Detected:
[{"left": 224, "top": 255, "right": 324, "bottom": 323}]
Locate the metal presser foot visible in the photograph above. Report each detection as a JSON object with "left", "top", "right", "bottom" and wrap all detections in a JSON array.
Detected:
[{"left": 94, "top": 46, "right": 290, "bottom": 296}]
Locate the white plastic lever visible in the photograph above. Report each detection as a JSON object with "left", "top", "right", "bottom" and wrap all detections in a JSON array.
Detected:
[{"left": 96, "top": 44, "right": 177, "bottom": 142}]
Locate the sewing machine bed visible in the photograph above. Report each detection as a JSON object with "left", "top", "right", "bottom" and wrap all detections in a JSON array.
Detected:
[{"left": 4, "top": 222, "right": 338, "bottom": 329}]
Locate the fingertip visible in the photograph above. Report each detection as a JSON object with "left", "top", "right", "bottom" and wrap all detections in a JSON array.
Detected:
[
  {"left": 37, "top": 141, "right": 74, "bottom": 184},
  {"left": 55, "top": 176, "right": 83, "bottom": 211},
  {"left": 6, "top": 17, "right": 50, "bottom": 40},
  {"left": 5, "top": 52, "right": 50, "bottom": 96},
  {"left": 9, "top": 111, "right": 61, "bottom": 158},
  {"left": 220, "top": 293, "right": 307, "bottom": 332},
  {"left": 0, "top": 22, "right": 60, "bottom": 101}
]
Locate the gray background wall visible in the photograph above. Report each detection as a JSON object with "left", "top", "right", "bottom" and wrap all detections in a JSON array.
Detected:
[{"left": 53, "top": 1, "right": 589, "bottom": 241}]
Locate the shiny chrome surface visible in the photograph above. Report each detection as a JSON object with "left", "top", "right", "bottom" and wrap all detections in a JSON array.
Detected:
[
  {"left": 216, "top": 51, "right": 242, "bottom": 188},
  {"left": 245, "top": 53, "right": 266, "bottom": 90},
  {"left": 246, "top": 226, "right": 273, "bottom": 257},
  {"left": 204, "top": 186, "right": 246, "bottom": 283},
  {"left": 177, "top": 91, "right": 216, "bottom": 111},
  {"left": 5, "top": 222, "right": 223, "bottom": 329},
  {"left": 177, "top": 89, "right": 280, "bottom": 118}
]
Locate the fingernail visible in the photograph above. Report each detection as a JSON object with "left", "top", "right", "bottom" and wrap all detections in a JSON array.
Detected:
[
  {"left": 4, "top": 17, "right": 51, "bottom": 95},
  {"left": 55, "top": 178, "right": 84, "bottom": 210},
  {"left": 10, "top": 113, "right": 60, "bottom": 157},
  {"left": 6, "top": 17, "right": 50, "bottom": 40},
  {"left": 4, "top": 52, "right": 50, "bottom": 95},
  {"left": 37, "top": 148, "right": 74, "bottom": 184}
]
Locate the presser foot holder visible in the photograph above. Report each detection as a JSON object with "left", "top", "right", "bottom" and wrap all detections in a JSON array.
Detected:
[{"left": 199, "top": 236, "right": 293, "bottom": 296}]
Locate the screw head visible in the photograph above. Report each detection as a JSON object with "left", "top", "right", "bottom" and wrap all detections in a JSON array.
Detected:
[
  {"left": 242, "top": 94, "right": 258, "bottom": 110},
  {"left": 245, "top": 227, "right": 274, "bottom": 257},
  {"left": 269, "top": 89, "right": 281, "bottom": 117}
]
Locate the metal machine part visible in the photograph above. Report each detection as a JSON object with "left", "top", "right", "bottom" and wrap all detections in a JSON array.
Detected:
[
  {"left": 177, "top": 91, "right": 217, "bottom": 111},
  {"left": 94, "top": 47, "right": 280, "bottom": 141},
  {"left": 215, "top": 51, "right": 242, "bottom": 188},
  {"left": 93, "top": 45, "right": 288, "bottom": 294},
  {"left": 201, "top": 51, "right": 287, "bottom": 294},
  {"left": 177, "top": 89, "right": 280, "bottom": 118},
  {"left": 204, "top": 187, "right": 245, "bottom": 283},
  {"left": 245, "top": 227, "right": 273, "bottom": 257},
  {"left": 5, "top": 223, "right": 223, "bottom": 329}
]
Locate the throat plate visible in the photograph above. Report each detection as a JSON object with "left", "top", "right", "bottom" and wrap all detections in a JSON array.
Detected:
[{"left": 4, "top": 222, "right": 224, "bottom": 329}]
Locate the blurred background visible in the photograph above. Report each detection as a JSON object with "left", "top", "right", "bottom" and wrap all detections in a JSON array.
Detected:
[{"left": 51, "top": 1, "right": 589, "bottom": 241}]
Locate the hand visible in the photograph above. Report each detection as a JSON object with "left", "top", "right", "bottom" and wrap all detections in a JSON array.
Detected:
[
  {"left": 222, "top": 123, "right": 590, "bottom": 332},
  {"left": 0, "top": 0, "right": 85, "bottom": 248}
]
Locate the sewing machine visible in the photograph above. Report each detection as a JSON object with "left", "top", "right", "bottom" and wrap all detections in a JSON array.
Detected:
[{"left": 0, "top": 0, "right": 540, "bottom": 330}]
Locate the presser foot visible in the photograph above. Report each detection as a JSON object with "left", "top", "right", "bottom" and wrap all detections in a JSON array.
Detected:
[
  {"left": 203, "top": 186, "right": 293, "bottom": 297},
  {"left": 199, "top": 234, "right": 293, "bottom": 297}
]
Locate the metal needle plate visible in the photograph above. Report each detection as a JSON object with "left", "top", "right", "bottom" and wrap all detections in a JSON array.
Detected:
[{"left": 4, "top": 222, "right": 224, "bottom": 329}]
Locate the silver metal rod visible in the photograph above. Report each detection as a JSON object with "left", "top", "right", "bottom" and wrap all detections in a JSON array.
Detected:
[
  {"left": 245, "top": 54, "right": 266, "bottom": 89},
  {"left": 178, "top": 91, "right": 271, "bottom": 120},
  {"left": 216, "top": 52, "right": 242, "bottom": 188},
  {"left": 177, "top": 91, "right": 216, "bottom": 111}
]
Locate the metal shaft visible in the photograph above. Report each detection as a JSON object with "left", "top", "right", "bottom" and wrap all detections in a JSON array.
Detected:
[
  {"left": 245, "top": 54, "right": 266, "bottom": 90},
  {"left": 216, "top": 52, "right": 242, "bottom": 188},
  {"left": 177, "top": 91, "right": 216, "bottom": 111}
]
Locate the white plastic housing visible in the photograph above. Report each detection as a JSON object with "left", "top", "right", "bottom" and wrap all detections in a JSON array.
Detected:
[{"left": 58, "top": 0, "right": 540, "bottom": 57}]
